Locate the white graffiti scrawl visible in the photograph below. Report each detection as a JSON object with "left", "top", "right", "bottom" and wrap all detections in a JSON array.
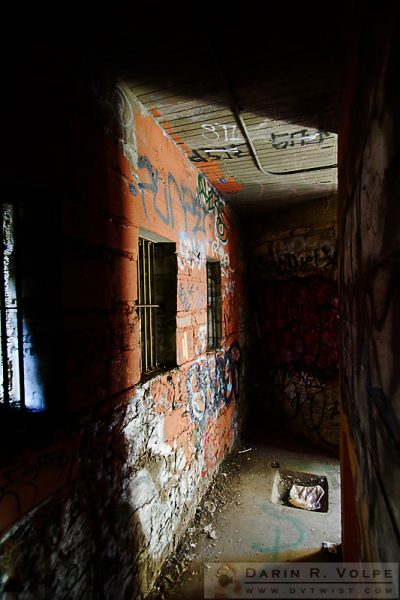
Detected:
[{"left": 178, "top": 232, "right": 205, "bottom": 271}]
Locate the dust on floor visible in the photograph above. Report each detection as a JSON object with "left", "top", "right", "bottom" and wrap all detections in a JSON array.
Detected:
[{"left": 148, "top": 433, "right": 341, "bottom": 600}]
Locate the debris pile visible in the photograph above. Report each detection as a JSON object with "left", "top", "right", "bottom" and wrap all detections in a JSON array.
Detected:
[{"left": 147, "top": 449, "right": 243, "bottom": 599}]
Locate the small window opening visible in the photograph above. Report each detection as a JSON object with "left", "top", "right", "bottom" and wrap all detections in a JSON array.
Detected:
[
  {"left": 138, "top": 237, "right": 176, "bottom": 375},
  {"left": 207, "top": 261, "right": 222, "bottom": 350},
  {"left": 0, "top": 202, "right": 24, "bottom": 409}
]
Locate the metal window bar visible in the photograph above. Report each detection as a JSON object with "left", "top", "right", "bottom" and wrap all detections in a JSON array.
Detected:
[
  {"left": 207, "top": 262, "right": 222, "bottom": 349},
  {"left": 15, "top": 203, "right": 25, "bottom": 409},
  {"left": 138, "top": 239, "right": 158, "bottom": 373},
  {"left": 0, "top": 205, "right": 9, "bottom": 406},
  {"left": 0, "top": 203, "right": 24, "bottom": 409}
]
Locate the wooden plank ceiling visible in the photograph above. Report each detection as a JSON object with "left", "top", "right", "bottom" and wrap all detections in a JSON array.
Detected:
[{"left": 121, "top": 29, "right": 343, "bottom": 215}]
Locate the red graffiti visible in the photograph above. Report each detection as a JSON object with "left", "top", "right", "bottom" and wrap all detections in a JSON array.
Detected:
[{"left": 258, "top": 276, "right": 338, "bottom": 377}]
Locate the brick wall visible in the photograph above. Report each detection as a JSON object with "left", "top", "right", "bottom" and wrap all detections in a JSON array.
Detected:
[
  {"left": 0, "top": 66, "right": 244, "bottom": 597},
  {"left": 247, "top": 198, "right": 339, "bottom": 450}
]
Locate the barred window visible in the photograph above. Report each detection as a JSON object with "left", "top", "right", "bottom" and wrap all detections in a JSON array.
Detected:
[
  {"left": 0, "top": 194, "right": 61, "bottom": 420},
  {"left": 207, "top": 261, "right": 222, "bottom": 350},
  {"left": 0, "top": 202, "right": 24, "bottom": 409},
  {"left": 0, "top": 200, "right": 47, "bottom": 414},
  {"left": 138, "top": 235, "right": 176, "bottom": 375}
]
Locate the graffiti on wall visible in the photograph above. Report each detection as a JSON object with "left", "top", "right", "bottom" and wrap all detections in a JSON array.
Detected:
[
  {"left": 186, "top": 342, "right": 240, "bottom": 428},
  {"left": 198, "top": 122, "right": 333, "bottom": 149},
  {"left": 94, "top": 83, "right": 231, "bottom": 247},
  {"left": 121, "top": 381, "right": 201, "bottom": 560},
  {"left": 268, "top": 367, "right": 339, "bottom": 447},
  {"left": 196, "top": 173, "right": 228, "bottom": 243},
  {"left": 194, "top": 325, "right": 207, "bottom": 356},
  {"left": 253, "top": 264, "right": 339, "bottom": 447},
  {"left": 201, "top": 123, "right": 241, "bottom": 143},
  {"left": 87, "top": 82, "right": 241, "bottom": 562},
  {"left": 177, "top": 232, "right": 205, "bottom": 271},
  {"left": 0, "top": 81, "right": 243, "bottom": 600},
  {"left": 260, "top": 276, "right": 339, "bottom": 372},
  {"left": 128, "top": 157, "right": 230, "bottom": 244},
  {"left": 121, "top": 343, "right": 239, "bottom": 560},
  {"left": 95, "top": 82, "right": 138, "bottom": 166},
  {"left": 255, "top": 242, "right": 337, "bottom": 277},
  {"left": 189, "top": 145, "right": 245, "bottom": 163},
  {"left": 271, "top": 128, "right": 331, "bottom": 150}
]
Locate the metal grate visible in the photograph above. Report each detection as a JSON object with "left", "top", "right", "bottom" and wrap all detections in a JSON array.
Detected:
[
  {"left": 138, "top": 238, "right": 159, "bottom": 373},
  {"left": 0, "top": 202, "right": 24, "bottom": 409},
  {"left": 207, "top": 261, "right": 222, "bottom": 350}
]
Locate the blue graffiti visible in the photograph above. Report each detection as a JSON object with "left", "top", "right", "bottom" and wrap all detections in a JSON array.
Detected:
[
  {"left": 251, "top": 502, "right": 305, "bottom": 560},
  {"left": 128, "top": 155, "right": 228, "bottom": 242},
  {"left": 178, "top": 281, "right": 194, "bottom": 311},
  {"left": 186, "top": 342, "right": 240, "bottom": 428}
]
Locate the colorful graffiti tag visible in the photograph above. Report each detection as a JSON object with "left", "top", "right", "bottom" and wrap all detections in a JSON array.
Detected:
[
  {"left": 186, "top": 342, "right": 240, "bottom": 428},
  {"left": 196, "top": 173, "right": 228, "bottom": 243}
]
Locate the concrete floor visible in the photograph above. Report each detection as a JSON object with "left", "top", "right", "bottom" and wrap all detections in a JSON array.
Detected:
[{"left": 149, "top": 431, "right": 341, "bottom": 600}]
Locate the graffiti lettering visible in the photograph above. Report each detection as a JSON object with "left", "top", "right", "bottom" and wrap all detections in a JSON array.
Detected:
[
  {"left": 216, "top": 342, "right": 240, "bottom": 406},
  {"left": 271, "top": 128, "right": 331, "bottom": 150},
  {"left": 95, "top": 83, "right": 138, "bottom": 165},
  {"left": 201, "top": 123, "right": 241, "bottom": 143},
  {"left": 211, "top": 238, "right": 233, "bottom": 275},
  {"left": 129, "top": 156, "right": 228, "bottom": 244},
  {"left": 251, "top": 271, "right": 339, "bottom": 447},
  {"left": 178, "top": 232, "right": 205, "bottom": 271},
  {"left": 178, "top": 281, "right": 194, "bottom": 311},
  {"left": 255, "top": 243, "right": 337, "bottom": 277},
  {"left": 269, "top": 367, "right": 340, "bottom": 447},
  {"left": 179, "top": 185, "right": 206, "bottom": 237},
  {"left": 197, "top": 174, "right": 228, "bottom": 243},
  {"left": 97, "top": 87, "right": 230, "bottom": 244},
  {"left": 136, "top": 155, "right": 158, "bottom": 218},
  {"left": 136, "top": 156, "right": 174, "bottom": 228},
  {"left": 189, "top": 145, "right": 244, "bottom": 163},
  {"left": 186, "top": 342, "right": 240, "bottom": 428}
]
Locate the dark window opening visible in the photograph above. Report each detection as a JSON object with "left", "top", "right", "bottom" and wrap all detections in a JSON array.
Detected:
[
  {"left": 138, "top": 237, "right": 176, "bottom": 375},
  {"left": 0, "top": 190, "right": 63, "bottom": 429},
  {"left": 0, "top": 202, "right": 24, "bottom": 410},
  {"left": 207, "top": 261, "right": 222, "bottom": 350}
]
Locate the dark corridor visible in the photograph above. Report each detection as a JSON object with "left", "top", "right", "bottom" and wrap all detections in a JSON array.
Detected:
[{"left": 0, "top": 7, "right": 399, "bottom": 599}]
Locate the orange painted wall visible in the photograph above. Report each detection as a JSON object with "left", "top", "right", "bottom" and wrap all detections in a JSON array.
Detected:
[{"left": 0, "top": 74, "right": 244, "bottom": 598}]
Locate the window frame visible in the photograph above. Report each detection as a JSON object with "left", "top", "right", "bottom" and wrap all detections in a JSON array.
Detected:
[
  {"left": 0, "top": 188, "right": 64, "bottom": 430},
  {"left": 0, "top": 200, "right": 25, "bottom": 411},
  {"left": 206, "top": 260, "right": 222, "bottom": 351},
  {"left": 137, "top": 237, "right": 158, "bottom": 374},
  {"left": 137, "top": 232, "right": 177, "bottom": 377}
]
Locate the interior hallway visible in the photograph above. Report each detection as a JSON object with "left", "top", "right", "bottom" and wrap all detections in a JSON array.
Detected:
[{"left": 0, "top": 7, "right": 400, "bottom": 600}]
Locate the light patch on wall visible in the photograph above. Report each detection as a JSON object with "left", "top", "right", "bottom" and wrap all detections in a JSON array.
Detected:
[
  {"left": 181, "top": 331, "right": 188, "bottom": 362},
  {"left": 23, "top": 338, "right": 45, "bottom": 411},
  {"left": 178, "top": 231, "right": 205, "bottom": 271},
  {"left": 139, "top": 228, "right": 173, "bottom": 243}
]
